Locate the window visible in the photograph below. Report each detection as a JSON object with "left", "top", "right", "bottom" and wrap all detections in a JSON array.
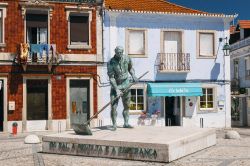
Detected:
[
  {"left": 199, "top": 32, "right": 215, "bottom": 57},
  {"left": 245, "top": 57, "right": 250, "bottom": 78},
  {"left": 67, "top": 11, "right": 91, "bottom": 50},
  {"left": 26, "top": 13, "right": 48, "bottom": 44},
  {"left": 0, "top": 4, "right": 7, "bottom": 46},
  {"left": 130, "top": 88, "right": 144, "bottom": 111},
  {"left": 70, "top": 14, "right": 89, "bottom": 45},
  {"left": 0, "top": 9, "right": 2, "bottom": 43},
  {"left": 127, "top": 29, "right": 146, "bottom": 56},
  {"left": 163, "top": 31, "right": 182, "bottom": 53},
  {"left": 200, "top": 88, "right": 214, "bottom": 110},
  {"left": 234, "top": 60, "right": 239, "bottom": 79}
]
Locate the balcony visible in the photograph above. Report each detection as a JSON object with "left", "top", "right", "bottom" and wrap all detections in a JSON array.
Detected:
[
  {"left": 156, "top": 53, "right": 190, "bottom": 72},
  {"left": 17, "top": 43, "right": 62, "bottom": 72},
  {"left": 230, "top": 36, "right": 250, "bottom": 51}
]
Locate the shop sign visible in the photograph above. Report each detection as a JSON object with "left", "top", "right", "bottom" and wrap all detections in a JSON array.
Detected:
[{"left": 168, "top": 88, "right": 189, "bottom": 93}]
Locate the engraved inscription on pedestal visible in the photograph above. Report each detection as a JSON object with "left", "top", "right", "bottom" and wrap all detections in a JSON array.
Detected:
[{"left": 46, "top": 142, "right": 159, "bottom": 160}]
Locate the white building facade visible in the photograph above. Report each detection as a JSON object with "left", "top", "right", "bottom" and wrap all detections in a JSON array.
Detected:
[
  {"left": 97, "top": 0, "right": 234, "bottom": 128},
  {"left": 230, "top": 20, "right": 250, "bottom": 127}
]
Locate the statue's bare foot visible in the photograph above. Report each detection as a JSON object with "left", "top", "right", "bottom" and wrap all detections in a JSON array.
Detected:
[
  {"left": 123, "top": 124, "right": 133, "bottom": 128},
  {"left": 111, "top": 125, "right": 117, "bottom": 131}
]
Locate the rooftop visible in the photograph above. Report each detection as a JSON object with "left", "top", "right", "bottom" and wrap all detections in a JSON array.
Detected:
[
  {"left": 238, "top": 20, "right": 250, "bottom": 29},
  {"left": 104, "top": 0, "right": 231, "bottom": 17}
]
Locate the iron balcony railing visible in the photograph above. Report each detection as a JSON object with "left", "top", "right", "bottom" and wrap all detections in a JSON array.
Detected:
[
  {"left": 17, "top": 43, "right": 62, "bottom": 71},
  {"left": 17, "top": 43, "right": 61, "bottom": 65},
  {"left": 157, "top": 53, "right": 190, "bottom": 72},
  {"left": 230, "top": 36, "right": 250, "bottom": 51}
]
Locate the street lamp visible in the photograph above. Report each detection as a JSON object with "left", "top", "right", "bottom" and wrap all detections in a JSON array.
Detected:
[{"left": 221, "top": 37, "right": 230, "bottom": 56}]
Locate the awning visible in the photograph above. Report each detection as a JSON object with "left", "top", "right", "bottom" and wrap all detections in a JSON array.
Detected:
[{"left": 147, "top": 83, "right": 203, "bottom": 97}]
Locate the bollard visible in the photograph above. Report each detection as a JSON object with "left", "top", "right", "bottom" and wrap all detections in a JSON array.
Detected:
[
  {"left": 98, "top": 119, "right": 103, "bottom": 127},
  {"left": 58, "top": 121, "right": 62, "bottom": 133},
  {"left": 12, "top": 122, "right": 18, "bottom": 135},
  {"left": 200, "top": 118, "right": 204, "bottom": 128},
  {"left": 167, "top": 118, "right": 171, "bottom": 126}
]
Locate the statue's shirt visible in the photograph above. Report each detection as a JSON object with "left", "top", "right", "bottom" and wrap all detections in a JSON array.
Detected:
[{"left": 107, "top": 55, "right": 132, "bottom": 89}]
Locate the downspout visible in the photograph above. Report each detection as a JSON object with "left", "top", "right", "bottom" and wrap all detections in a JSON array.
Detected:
[{"left": 102, "top": 4, "right": 105, "bottom": 64}]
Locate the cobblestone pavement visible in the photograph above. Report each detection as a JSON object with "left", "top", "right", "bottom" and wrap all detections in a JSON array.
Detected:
[{"left": 0, "top": 128, "right": 250, "bottom": 166}]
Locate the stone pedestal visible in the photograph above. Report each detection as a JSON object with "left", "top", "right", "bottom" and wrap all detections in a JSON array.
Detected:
[{"left": 42, "top": 126, "right": 216, "bottom": 162}]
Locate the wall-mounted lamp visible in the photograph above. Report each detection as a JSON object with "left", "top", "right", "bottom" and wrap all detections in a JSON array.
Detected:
[
  {"left": 219, "top": 37, "right": 230, "bottom": 56},
  {"left": 223, "top": 43, "right": 230, "bottom": 56}
]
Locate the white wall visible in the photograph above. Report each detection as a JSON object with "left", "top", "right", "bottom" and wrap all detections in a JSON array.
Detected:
[{"left": 99, "top": 11, "right": 232, "bottom": 128}]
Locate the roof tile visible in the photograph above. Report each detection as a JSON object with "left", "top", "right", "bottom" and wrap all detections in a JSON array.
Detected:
[
  {"left": 104, "top": 0, "right": 210, "bottom": 14},
  {"left": 238, "top": 20, "right": 250, "bottom": 29}
]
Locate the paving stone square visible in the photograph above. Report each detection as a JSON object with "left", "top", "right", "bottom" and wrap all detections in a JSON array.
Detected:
[{"left": 0, "top": 128, "right": 250, "bottom": 166}]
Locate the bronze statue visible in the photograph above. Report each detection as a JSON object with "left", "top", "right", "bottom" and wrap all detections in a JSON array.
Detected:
[{"left": 107, "top": 46, "right": 137, "bottom": 131}]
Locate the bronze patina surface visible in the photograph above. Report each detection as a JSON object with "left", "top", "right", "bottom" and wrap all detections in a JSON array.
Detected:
[{"left": 107, "top": 46, "right": 137, "bottom": 131}]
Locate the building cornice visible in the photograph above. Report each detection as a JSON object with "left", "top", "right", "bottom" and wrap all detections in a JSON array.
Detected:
[
  {"left": 19, "top": 0, "right": 52, "bottom": 7},
  {"left": 19, "top": 0, "right": 54, "bottom": 19},
  {"left": 105, "top": 9, "right": 237, "bottom": 20}
]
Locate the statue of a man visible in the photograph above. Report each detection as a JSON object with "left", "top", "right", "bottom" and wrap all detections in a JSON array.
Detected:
[{"left": 107, "top": 46, "right": 137, "bottom": 131}]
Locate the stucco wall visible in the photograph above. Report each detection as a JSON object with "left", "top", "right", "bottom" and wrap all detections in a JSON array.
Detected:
[
  {"left": 103, "top": 12, "right": 229, "bottom": 81},
  {"left": 98, "top": 11, "right": 231, "bottom": 128}
]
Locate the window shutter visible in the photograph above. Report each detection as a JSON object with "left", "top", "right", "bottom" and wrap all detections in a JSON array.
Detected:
[
  {"left": 200, "top": 33, "right": 214, "bottom": 56},
  {"left": 164, "top": 31, "right": 182, "bottom": 53},
  {"left": 70, "top": 15, "right": 89, "bottom": 44},
  {"left": 129, "top": 30, "right": 145, "bottom": 55}
]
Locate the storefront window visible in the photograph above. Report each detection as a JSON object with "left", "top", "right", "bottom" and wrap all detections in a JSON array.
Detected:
[
  {"left": 147, "top": 96, "right": 163, "bottom": 117},
  {"left": 200, "top": 88, "right": 214, "bottom": 110},
  {"left": 130, "top": 89, "right": 144, "bottom": 111}
]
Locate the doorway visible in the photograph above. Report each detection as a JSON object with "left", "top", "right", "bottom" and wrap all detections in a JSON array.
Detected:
[
  {"left": 69, "top": 80, "right": 90, "bottom": 127},
  {"left": 165, "top": 97, "right": 181, "bottom": 126},
  {"left": 163, "top": 31, "right": 182, "bottom": 53},
  {"left": 27, "top": 79, "right": 48, "bottom": 121},
  {"left": 0, "top": 80, "right": 3, "bottom": 131}
]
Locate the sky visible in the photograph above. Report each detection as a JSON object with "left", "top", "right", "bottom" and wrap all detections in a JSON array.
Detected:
[{"left": 168, "top": 0, "right": 249, "bottom": 22}]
